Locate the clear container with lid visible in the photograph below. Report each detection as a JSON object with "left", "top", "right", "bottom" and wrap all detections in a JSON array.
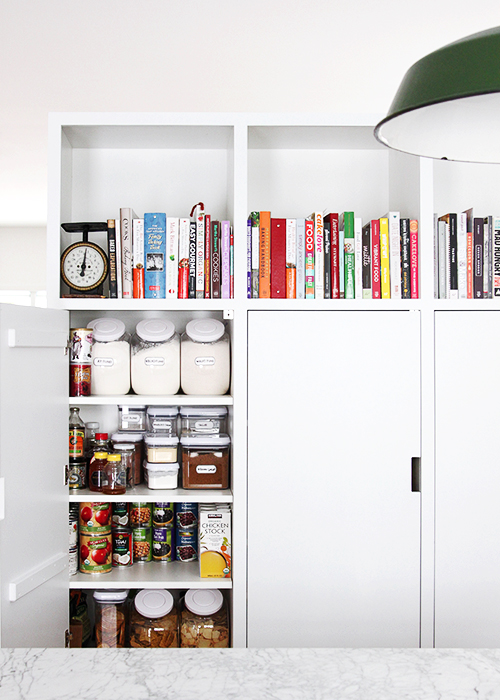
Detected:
[
  {"left": 180, "top": 319, "right": 230, "bottom": 395},
  {"left": 118, "top": 405, "right": 147, "bottom": 431},
  {"left": 111, "top": 431, "right": 145, "bottom": 485},
  {"left": 180, "top": 589, "right": 229, "bottom": 648},
  {"left": 143, "top": 462, "right": 180, "bottom": 489},
  {"left": 180, "top": 434, "right": 230, "bottom": 489},
  {"left": 131, "top": 319, "right": 180, "bottom": 395},
  {"left": 144, "top": 433, "right": 179, "bottom": 463},
  {"left": 112, "top": 443, "right": 136, "bottom": 488},
  {"left": 146, "top": 406, "right": 178, "bottom": 434},
  {"left": 88, "top": 317, "right": 131, "bottom": 395},
  {"left": 129, "top": 589, "right": 179, "bottom": 648},
  {"left": 93, "top": 589, "right": 129, "bottom": 648},
  {"left": 180, "top": 406, "right": 228, "bottom": 435},
  {"left": 102, "top": 454, "right": 127, "bottom": 495}
]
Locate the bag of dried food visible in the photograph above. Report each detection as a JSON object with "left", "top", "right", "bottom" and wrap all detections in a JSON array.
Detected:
[{"left": 129, "top": 589, "right": 179, "bottom": 648}]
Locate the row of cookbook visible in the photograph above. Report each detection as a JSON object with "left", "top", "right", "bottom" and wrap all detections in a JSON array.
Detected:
[{"left": 247, "top": 211, "right": 419, "bottom": 300}]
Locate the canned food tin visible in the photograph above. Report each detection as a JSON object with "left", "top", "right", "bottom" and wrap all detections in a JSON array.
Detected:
[
  {"left": 152, "top": 527, "right": 174, "bottom": 562},
  {"left": 69, "top": 328, "right": 93, "bottom": 364},
  {"left": 70, "top": 364, "right": 92, "bottom": 397},
  {"left": 69, "top": 505, "right": 78, "bottom": 548},
  {"left": 132, "top": 527, "right": 152, "bottom": 562},
  {"left": 112, "top": 528, "right": 133, "bottom": 567},
  {"left": 79, "top": 532, "right": 112, "bottom": 574},
  {"left": 79, "top": 503, "right": 112, "bottom": 534},
  {"left": 174, "top": 502, "right": 198, "bottom": 530},
  {"left": 175, "top": 529, "right": 198, "bottom": 562},
  {"left": 153, "top": 503, "right": 174, "bottom": 528},
  {"left": 68, "top": 461, "right": 86, "bottom": 490},
  {"left": 69, "top": 547, "right": 78, "bottom": 576},
  {"left": 130, "top": 503, "right": 152, "bottom": 528},
  {"left": 112, "top": 502, "right": 130, "bottom": 529}
]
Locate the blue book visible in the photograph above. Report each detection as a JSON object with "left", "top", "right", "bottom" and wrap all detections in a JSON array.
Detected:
[{"left": 144, "top": 213, "right": 166, "bottom": 299}]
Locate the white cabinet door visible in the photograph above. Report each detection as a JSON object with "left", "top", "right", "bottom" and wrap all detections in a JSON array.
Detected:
[
  {"left": 435, "top": 311, "right": 500, "bottom": 647},
  {"left": 0, "top": 304, "right": 69, "bottom": 647},
  {"left": 247, "top": 310, "right": 421, "bottom": 647}
]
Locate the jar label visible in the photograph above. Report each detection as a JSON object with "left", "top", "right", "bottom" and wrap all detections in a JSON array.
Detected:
[
  {"left": 196, "top": 464, "right": 217, "bottom": 474},
  {"left": 94, "top": 357, "right": 114, "bottom": 367},
  {"left": 145, "top": 357, "right": 165, "bottom": 367},
  {"left": 194, "top": 420, "right": 215, "bottom": 431},
  {"left": 195, "top": 356, "right": 216, "bottom": 366},
  {"left": 123, "top": 414, "right": 140, "bottom": 423},
  {"left": 151, "top": 419, "right": 172, "bottom": 430}
]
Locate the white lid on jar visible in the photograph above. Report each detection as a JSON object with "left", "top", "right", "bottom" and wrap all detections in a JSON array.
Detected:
[
  {"left": 93, "top": 589, "right": 129, "bottom": 603},
  {"left": 111, "top": 431, "right": 144, "bottom": 443},
  {"left": 147, "top": 406, "right": 178, "bottom": 417},
  {"left": 134, "top": 589, "right": 174, "bottom": 618},
  {"left": 88, "top": 317, "right": 126, "bottom": 342},
  {"left": 185, "top": 588, "right": 223, "bottom": 616},
  {"left": 144, "top": 433, "right": 179, "bottom": 446},
  {"left": 144, "top": 462, "right": 180, "bottom": 474},
  {"left": 180, "top": 434, "right": 230, "bottom": 447},
  {"left": 136, "top": 319, "right": 176, "bottom": 343},
  {"left": 113, "top": 443, "right": 136, "bottom": 451},
  {"left": 185, "top": 318, "right": 225, "bottom": 343},
  {"left": 179, "top": 407, "right": 227, "bottom": 418}
]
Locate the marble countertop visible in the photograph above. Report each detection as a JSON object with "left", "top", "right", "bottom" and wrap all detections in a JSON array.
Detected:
[{"left": 2, "top": 648, "right": 500, "bottom": 699}]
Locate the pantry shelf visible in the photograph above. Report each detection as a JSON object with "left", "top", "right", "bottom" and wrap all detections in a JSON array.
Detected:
[
  {"left": 69, "top": 488, "right": 233, "bottom": 503},
  {"left": 69, "top": 395, "right": 234, "bottom": 406},
  {"left": 69, "top": 560, "right": 232, "bottom": 589}
]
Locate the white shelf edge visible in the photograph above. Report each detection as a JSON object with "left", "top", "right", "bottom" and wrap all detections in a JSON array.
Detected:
[
  {"left": 69, "top": 488, "right": 233, "bottom": 503},
  {"left": 69, "top": 395, "right": 234, "bottom": 406}
]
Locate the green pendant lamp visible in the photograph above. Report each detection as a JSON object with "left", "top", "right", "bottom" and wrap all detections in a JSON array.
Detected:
[{"left": 374, "top": 26, "right": 500, "bottom": 163}]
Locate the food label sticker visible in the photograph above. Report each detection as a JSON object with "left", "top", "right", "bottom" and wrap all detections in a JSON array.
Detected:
[
  {"left": 196, "top": 465, "right": 217, "bottom": 474},
  {"left": 145, "top": 357, "right": 165, "bottom": 367},
  {"left": 195, "top": 356, "right": 216, "bottom": 366},
  {"left": 94, "top": 357, "right": 114, "bottom": 367}
]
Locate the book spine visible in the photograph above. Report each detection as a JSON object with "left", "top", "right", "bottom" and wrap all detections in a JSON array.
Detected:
[
  {"left": 410, "top": 220, "right": 419, "bottom": 299},
  {"left": 270, "top": 218, "right": 286, "bottom": 298},
  {"left": 371, "top": 220, "right": 380, "bottom": 299},
  {"left": 343, "top": 212, "right": 355, "bottom": 299},
  {"left": 433, "top": 213, "right": 439, "bottom": 299},
  {"left": 362, "top": 222, "right": 372, "bottom": 299},
  {"left": 230, "top": 228, "right": 234, "bottom": 299},
  {"left": 211, "top": 220, "right": 221, "bottom": 299},
  {"left": 144, "top": 212, "right": 166, "bottom": 299},
  {"left": 444, "top": 217, "right": 450, "bottom": 298},
  {"left": 188, "top": 221, "right": 197, "bottom": 298},
  {"left": 438, "top": 220, "right": 446, "bottom": 299},
  {"left": 484, "top": 215, "right": 493, "bottom": 298},
  {"left": 296, "top": 219, "right": 306, "bottom": 300},
  {"left": 115, "top": 218, "right": 122, "bottom": 298},
  {"left": 473, "top": 217, "right": 484, "bottom": 299},
  {"left": 354, "top": 217, "right": 362, "bottom": 300},
  {"left": 120, "top": 208, "right": 134, "bottom": 299},
  {"left": 221, "top": 220, "right": 231, "bottom": 299},
  {"left": 467, "top": 229, "right": 473, "bottom": 299},
  {"left": 339, "top": 228, "right": 345, "bottom": 298},
  {"left": 400, "top": 218, "right": 411, "bottom": 299},
  {"left": 166, "top": 217, "right": 179, "bottom": 298},
  {"left": 204, "top": 214, "right": 211, "bottom": 299},
  {"left": 259, "top": 211, "right": 271, "bottom": 298},
  {"left": 329, "top": 214, "right": 340, "bottom": 299},
  {"left": 247, "top": 217, "right": 252, "bottom": 299},
  {"left": 195, "top": 207, "right": 205, "bottom": 299},
  {"left": 313, "top": 212, "right": 324, "bottom": 299},
  {"left": 494, "top": 217, "right": 500, "bottom": 297},
  {"left": 107, "top": 219, "right": 118, "bottom": 299},
  {"left": 457, "top": 213, "right": 467, "bottom": 299},
  {"left": 449, "top": 213, "right": 458, "bottom": 299},
  {"left": 305, "top": 219, "right": 315, "bottom": 299},
  {"left": 388, "top": 212, "right": 401, "bottom": 299},
  {"left": 379, "top": 217, "right": 390, "bottom": 299},
  {"left": 178, "top": 217, "right": 190, "bottom": 299},
  {"left": 286, "top": 218, "right": 297, "bottom": 299},
  {"left": 132, "top": 217, "right": 144, "bottom": 299},
  {"left": 250, "top": 211, "right": 260, "bottom": 298},
  {"left": 323, "top": 216, "right": 331, "bottom": 299}
]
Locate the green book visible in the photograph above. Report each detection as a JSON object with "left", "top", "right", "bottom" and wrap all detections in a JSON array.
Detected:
[{"left": 342, "top": 211, "right": 355, "bottom": 299}]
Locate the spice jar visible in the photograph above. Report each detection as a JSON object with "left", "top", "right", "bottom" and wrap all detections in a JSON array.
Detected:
[
  {"left": 180, "top": 589, "right": 229, "bottom": 648},
  {"left": 102, "top": 454, "right": 127, "bottom": 495},
  {"left": 146, "top": 406, "right": 178, "bottom": 434},
  {"left": 131, "top": 319, "right": 180, "bottom": 395},
  {"left": 88, "top": 452, "right": 109, "bottom": 493},
  {"left": 93, "top": 589, "right": 129, "bottom": 647},
  {"left": 111, "top": 431, "right": 145, "bottom": 485},
  {"left": 180, "top": 434, "right": 230, "bottom": 488},
  {"left": 129, "top": 589, "right": 179, "bottom": 648},
  {"left": 180, "top": 319, "right": 230, "bottom": 395},
  {"left": 88, "top": 317, "right": 131, "bottom": 395}
]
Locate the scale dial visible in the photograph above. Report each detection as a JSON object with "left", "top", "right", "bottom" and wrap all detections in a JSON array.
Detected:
[{"left": 61, "top": 241, "right": 108, "bottom": 292}]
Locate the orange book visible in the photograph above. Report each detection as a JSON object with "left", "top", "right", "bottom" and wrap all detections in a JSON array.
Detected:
[{"left": 259, "top": 211, "right": 271, "bottom": 298}]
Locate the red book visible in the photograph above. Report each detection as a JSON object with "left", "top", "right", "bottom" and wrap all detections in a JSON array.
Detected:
[
  {"left": 271, "top": 218, "right": 286, "bottom": 298},
  {"left": 410, "top": 220, "right": 419, "bottom": 299},
  {"left": 371, "top": 219, "right": 381, "bottom": 299},
  {"left": 325, "top": 213, "right": 339, "bottom": 299}
]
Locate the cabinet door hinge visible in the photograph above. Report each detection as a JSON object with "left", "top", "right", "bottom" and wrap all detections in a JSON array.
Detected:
[{"left": 65, "top": 629, "right": 72, "bottom": 648}]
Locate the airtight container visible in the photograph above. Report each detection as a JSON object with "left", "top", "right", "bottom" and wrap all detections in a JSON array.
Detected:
[
  {"left": 93, "top": 589, "right": 129, "bottom": 648},
  {"left": 144, "top": 433, "right": 179, "bottom": 463},
  {"left": 180, "top": 319, "right": 230, "bottom": 395},
  {"left": 118, "top": 405, "right": 147, "bottom": 431},
  {"left": 146, "top": 406, "right": 178, "bottom": 434},
  {"left": 111, "top": 432, "right": 145, "bottom": 486},
  {"left": 88, "top": 317, "right": 131, "bottom": 395},
  {"left": 180, "top": 589, "right": 229, "bottom": 648},
  {"left": 129, "top": 589, "right": 179, "bottom": 648},
  {"left": 180, "top": 434, "right": 230, "bottom": 489},
  {"left": 131, "top": 319, "right": 180, "bottom": 395},
  {"left": 143, "top": 462, "right": 180, "bottom": 490},
  {"left": 180, "top": 406, "right": 227, "bottom": 435}
]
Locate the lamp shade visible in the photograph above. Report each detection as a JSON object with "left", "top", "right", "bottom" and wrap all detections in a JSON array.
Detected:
[{"left": 374, "top": 26, "right": 500, "bottom": 163}]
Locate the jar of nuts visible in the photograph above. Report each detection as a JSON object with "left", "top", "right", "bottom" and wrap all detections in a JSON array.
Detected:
[
  {"left": 180, "top": 588, "right": 229, "bottom": 648},
  {"left": 129, "top": 589, "right": 178, "bottom": 647},
  {"left": 93, "top": 589, "right": 129, "bottom": 648}
]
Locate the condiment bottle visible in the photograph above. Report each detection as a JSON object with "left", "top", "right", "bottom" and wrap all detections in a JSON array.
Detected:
[
  {"left": 69, "top": 407, "right": 85, "bottom": 461},
  {"left": 88, "top": 452, "right": 108, "bottom": 492},
  {"left": 102, "top": 454, "right": 127, "bottom": 495}
]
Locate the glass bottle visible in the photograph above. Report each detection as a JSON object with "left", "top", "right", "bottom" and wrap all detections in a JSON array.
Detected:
[
  {"left": 102, "top": 454, "right": 127, "bottom": 495},
  {"left": 69, "top": 407, "right": 85, "bottom": 462}
]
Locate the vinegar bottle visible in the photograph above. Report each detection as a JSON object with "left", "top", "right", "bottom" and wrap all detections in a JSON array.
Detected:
[{"left": 69, "top": 407, "right": 85, "bottom": 461}]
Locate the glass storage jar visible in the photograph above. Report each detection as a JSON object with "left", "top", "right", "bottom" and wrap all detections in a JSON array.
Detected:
[
  {"left": 93, "top": 589, "right": 129, "bottom": 648},
  {"left": 146, "top": 406, "right": 178, "bottom": 434},
  {"left": 180, "top": 319, "right": 230, "bottom": 395},
  {"left": 131, "top": 319, "right": 180, "bottom": 395},
  {"left": 180, "top": 589, "right": 229, "bottom": 648},
  {"left": 102, "top": 453, "right": 127, "bottom": 495},
  {"left": 111, "top": 431, "right": 145, "bottom": 486},
  {"left": 180, "top": 434, "right": 230, "bottom": 489},
  {"left": 88, "top": 317, "right": 131, "bottom": 395},
  {"left": 129, "top": 589, "right": 179, "bottom": 648},
  {"left": 180, "top": 406, "right": 227, "bottom": 435},
  {"left": 112, "top": 443, "right": 136, "bottom": 488}
]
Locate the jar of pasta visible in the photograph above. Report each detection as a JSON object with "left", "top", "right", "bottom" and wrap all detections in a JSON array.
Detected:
[
  {"left": 93, "top": 589, "right": 128, "bottom": 648},
  {"left": 180, "top": 588, "right": 229, "bottom": 648},
  {"left": 129, "top": 589, "right": 178, "bottom": 648}
]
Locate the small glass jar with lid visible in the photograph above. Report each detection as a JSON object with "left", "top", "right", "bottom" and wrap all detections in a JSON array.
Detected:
[
  {"left": 93, "top": 589, "right": 129, "bottom": 648},
  {"left": 180, "top": 319, "right": 230, "bottom": 395},
  {"left": 180, "top": 589, "right": 229, "bottom": 648},
  {"left": 88, "top": 317, "right": 131, "bottom": 396},
  {"left": 129, "top": 589, "right": 179, "bottom": 648},
  {"left": 146, "top": 406, "right": 178, "bottom": 434},
  {"left": 180, "top": 406, "right": 228, "bottom": 436},
  {"left": 102, "top": 453, "right": 127, "bottom": 495},
  {"left": 112, "top": 443, "right": 136, "bottom": 488},
  {"left": 131, "top": 319, "right": 180, "bottom": 395}
]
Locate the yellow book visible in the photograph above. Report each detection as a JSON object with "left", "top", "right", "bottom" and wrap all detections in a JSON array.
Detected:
[{"left": 379, "top": 217, "right": 391, "bottom": 299}]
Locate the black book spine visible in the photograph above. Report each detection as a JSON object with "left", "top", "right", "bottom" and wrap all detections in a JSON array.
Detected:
[
  {"left": 449, "top": 213, "right": 458, "bottom": 293},
  {"left": 188, "top": 221, "right": 197, "bottom": 298},
  {"left": 323, "top": 217, "right": 331, "bottom": 299},
  {"left": 400, "top": 218, "right": 411, "bottom": 299},
  {"left": 107, "top": 219, "right": 117, "bottom": 299},
  {"left": 474, "top": 217, "right": 484, "bottom": 299}
]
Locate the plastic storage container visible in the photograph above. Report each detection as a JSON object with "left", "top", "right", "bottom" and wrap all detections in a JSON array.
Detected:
[
  {"left": 144, "top": 434, "right": 179, "bottom": 463},
  {"left": 129, "top": 589, "right": 179, "bottom": 647},
  {"left": 111, "top": 432, "right": 145, "bottom": 485},
  {"left": 131, "top": 319, "right": 180, "bottom": 395},
  {"left": 180, "top": 435, "right": 230, "bottom": 489},
  {"left": 118, "top": 405, "right": 147, "bottom": 431},
  {"left": 93, "top": 589, "right": 129, "bottom": 648},
  {"left": 180, "top": 406, "right": 228, "bottom": 435},
  {"left": 143, "top": 462, "right": 180, "bottom": 489},
  {"left": 111, "top": 443, "right": 135, "bottom": 488},
  {"left": 88, "top": 317, "right": 131, "bottom": 395},
  {"left": 180, "top": 319, "right": 230, "bottom": 395},
  {"left": 180, "top": 589, "right": 229, "bottom": 648},
  {"left": 146, "top": 406, "right": 178, "bottom": 434}
]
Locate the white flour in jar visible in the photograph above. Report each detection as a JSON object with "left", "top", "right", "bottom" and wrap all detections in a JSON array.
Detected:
[
  {"left": 131, "top": 338, "right": 180, "bottom": 395},
  {"left": 91, "top": 340, "right": 131, "bottom": 395},
  {"left": 180, "top": 337, "right": 230, "bottom": 395}
]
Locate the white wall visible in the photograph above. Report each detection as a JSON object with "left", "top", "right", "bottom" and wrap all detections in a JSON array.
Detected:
[{"left": 0, "top": 227, "right": 46, "bottom": 290}]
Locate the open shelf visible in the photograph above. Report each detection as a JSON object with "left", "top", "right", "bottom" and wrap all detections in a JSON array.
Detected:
[{"left": 69, "top": 487, "right": 233, "bottom": 503}]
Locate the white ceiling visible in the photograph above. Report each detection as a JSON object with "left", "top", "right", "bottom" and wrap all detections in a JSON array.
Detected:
[{"left": 1, "top": 0, "right": 499, "bottom": 225}]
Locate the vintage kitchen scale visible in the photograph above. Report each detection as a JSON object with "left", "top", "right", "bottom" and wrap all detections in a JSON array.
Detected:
[{"left": 60, "top": 222, "right": 109, "bottom": 296}]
